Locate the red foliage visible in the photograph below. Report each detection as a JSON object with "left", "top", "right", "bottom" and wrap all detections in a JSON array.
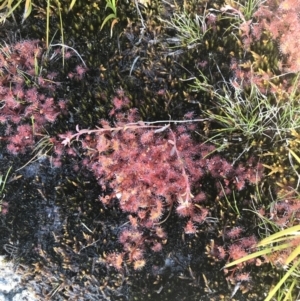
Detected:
[
  {"left": 239, "top": 235, "right": 258, "bottom": 249},
  {"left": 104, "top": 252, "right": 124, "bottom": 271},
  {"left": 235, "top": 272, "right": 251, "bottom": 282},
  {"left": 6, "top": 124, "right": 34, "bottom": 154},
  {"left": 75, "top": 65, "right": 87, "bottom": 79},
  {"left": 0, "top": 40, "right": 67, "bottom": 155},
  {"left": 59, "top": 93, "right": 264, "bottom": 267},
  {"left": 228, "top": 244, "right": 248, "bottom": 261},
  {"left": 251, "top": 0, "right": 300, "bottom": 72},
  {"left": 226, "top": 226, "right": 244, "bottom": 239},
  {"left": 1, "top": 202, "right": 9, "bottom": 215},
  {"left": 184, "top": 220, "right": 197, "bottom": 234}
]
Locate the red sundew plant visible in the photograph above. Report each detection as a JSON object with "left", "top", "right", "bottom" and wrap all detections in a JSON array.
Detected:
[
  {"left": 222, "top": 0, "right": 300, "bottom": 107},
  {"left": 226, "top": 226, "right": 244, "bottom": 239},
  {"left": 0, "top": 201, "right": 9, "bottom": 215},
  {"left": 60, "top": 93, "right": 264, "bottom": 269},
  {"left": 252, "top": 0, "right": 300, "bottom": 73},
  {"left": 0, "top": 40, "right": 67, "bottom": 155}
]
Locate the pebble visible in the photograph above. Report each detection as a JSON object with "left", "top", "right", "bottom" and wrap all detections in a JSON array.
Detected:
[{"left": 0, "top": 256, "right": 37, "bottom": 301}]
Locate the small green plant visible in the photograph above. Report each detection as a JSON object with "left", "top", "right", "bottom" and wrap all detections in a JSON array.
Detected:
[
  {"left": 190, "top": 71, "right": 300, "bottom": 146},
  {"left": 221, "top": 184, "right": 241, "bottom": 217},
  {"left": 222, "top": 0, "right": 267, "bottom": 22},
  {"left": 100, "top": 0, "right": 118, "bottom": 37},
  {"left": 159, "top": 9, "right": 209, "bottom": 50},
  {"left": 240, "top": 0, "right": 266, "bottom": 20}
]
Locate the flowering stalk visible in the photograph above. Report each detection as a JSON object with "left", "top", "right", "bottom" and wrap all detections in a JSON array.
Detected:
[
  {"left": 168, "top": 129, "right": 194, "bottom": 214},
  {"left": 60, "top": 119, "right": 209, "bottom": 147}
]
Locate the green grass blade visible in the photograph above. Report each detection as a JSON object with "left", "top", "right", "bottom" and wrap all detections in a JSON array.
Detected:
[
  {"left": 282, "top": 279, "right": 296, "bottom": 301},
  {"left": 224, "top": 243, "right": 291, "bottom": 268},
  {"left": 288, "top": 148, "right": 300, "bottom": 165},
  {"left": 46, "top": 0, "right": 50, "bottom": 48},
  {"left": 257, "top": 225, "right": 300, "bottom": 246},
  {"left": 106, "top": 2, "right": 117, "bottom": 15},
  {"left": 100, "top": 13, "right": 116, "bottom": 31},
  {"left": 22, "top": 0, "right": 32, "bottom": 22},
  {"left": 54, "top": 0, "right": 65, "bottom": 66},
  {"left": 285, "top": 244, "right": 300, "bottom": 265},
  {"left": 68, "top": 0, "right": 77, "bottom": 11},
  {"left": 264, "top": 258, "right": 300, "bottom": 301},
  {"left": 0, "top": 0, "right": 23, "bottom": 22},
  {"left": 0, "top": 166, "right": 12, "bottom": 195},
  {"left": 0, "top": 0, "right": 9, "bottom": 10}
]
